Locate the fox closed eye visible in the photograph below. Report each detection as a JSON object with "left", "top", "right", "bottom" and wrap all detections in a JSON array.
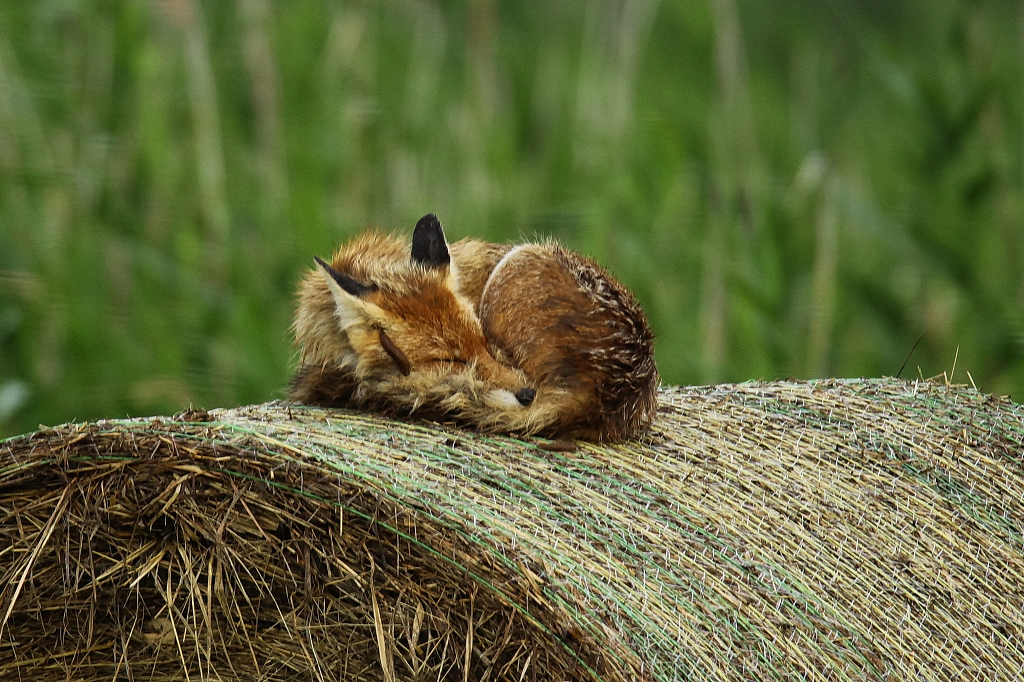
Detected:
[{"left": 378, "top": 330, "right": 411, "bottom": 376}]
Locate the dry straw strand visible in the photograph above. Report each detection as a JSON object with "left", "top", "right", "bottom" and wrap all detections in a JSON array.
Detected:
[{"left": 1, "top": 378, "right": 1023, "bottom": 681}]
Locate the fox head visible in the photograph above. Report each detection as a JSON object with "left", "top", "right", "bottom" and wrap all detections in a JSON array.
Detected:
[{"left": 293, "top": 214, "right": 535, "bottom": 416}]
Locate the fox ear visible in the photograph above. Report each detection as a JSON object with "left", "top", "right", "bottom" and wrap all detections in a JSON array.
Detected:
[
  {"left": 314, "top": 256, "right": 376, "bottom": 297},
  {"left": 315, "top": 256, "right": 378, "bottom": 329},
  {"left": 411, "top": 214, "right": 450, "bottom": 269}
]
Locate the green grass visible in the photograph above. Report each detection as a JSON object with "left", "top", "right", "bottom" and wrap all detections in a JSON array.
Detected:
[{"left": 1, "top": 0, "right": 1023, "bottom": 437}]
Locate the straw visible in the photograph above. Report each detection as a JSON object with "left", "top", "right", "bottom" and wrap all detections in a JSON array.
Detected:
[{"left": 2, "top": 378, "right": 1023, "bottom": 680}]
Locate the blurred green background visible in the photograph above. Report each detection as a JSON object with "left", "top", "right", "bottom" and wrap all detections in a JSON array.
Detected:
[{"left": 1, "top": 0, "right": 1022, "bottom": 437}]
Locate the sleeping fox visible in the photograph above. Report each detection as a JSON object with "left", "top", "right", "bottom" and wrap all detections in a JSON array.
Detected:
[
  {"left": 291, "top": 214, "right": 658, "bottom": 441},
  {"left": 290, "top": 217, "right": 535, "bottom": 422}
]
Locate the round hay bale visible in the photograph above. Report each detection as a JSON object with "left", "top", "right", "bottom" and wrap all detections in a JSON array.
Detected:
[{"left": 1, "top": 378, "right": 1023, "bottom": 681}]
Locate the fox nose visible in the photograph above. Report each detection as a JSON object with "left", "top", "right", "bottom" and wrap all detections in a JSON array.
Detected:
[{"left": 515, "top": 387, "right": 536, "bottom": 406}]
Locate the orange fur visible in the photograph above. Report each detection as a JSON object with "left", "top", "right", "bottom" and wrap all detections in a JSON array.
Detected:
[
  {"left": 457, "top": 241, "right": 659, "bottom": 441},
  {"left": 290, "top": 217, "right": 658, "bottom": 442},
  {"left": 290, "top": 231, "right": 533, "bottom": 422},
  {"left": 447, "top": 239, "right": 511, "bottom": 316}
]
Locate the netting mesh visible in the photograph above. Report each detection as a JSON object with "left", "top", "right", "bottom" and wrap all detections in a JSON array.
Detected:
[{"left": 2, "top": 379, "right": 1023, "bottom": 680}]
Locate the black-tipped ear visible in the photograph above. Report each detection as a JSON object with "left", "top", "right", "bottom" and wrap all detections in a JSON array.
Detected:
[
  {"left": 411, "top": 214, "right": 450, "bottom": 269},
  {"left": 314, "top": 255, "right": 377, "bottom": 297}
]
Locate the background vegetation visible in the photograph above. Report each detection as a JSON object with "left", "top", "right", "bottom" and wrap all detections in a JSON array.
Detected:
[{"left": 1, "top": 0, "right": 1022, "bottom": 437}]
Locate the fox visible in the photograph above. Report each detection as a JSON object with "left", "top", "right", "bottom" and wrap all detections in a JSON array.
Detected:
[
  {"left": 290, "top": 215, "right": 537, "bottom": 422},
  {"left": 450, "top": 237, "right": 659, "bottom": 441},
  {"left": 291, "top": 214, "right": 658, "bottom": 441}
]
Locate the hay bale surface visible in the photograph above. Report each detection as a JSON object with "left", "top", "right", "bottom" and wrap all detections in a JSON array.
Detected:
[{"left": 1, "top": 379, "right": 1023, "bottom": 681}]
